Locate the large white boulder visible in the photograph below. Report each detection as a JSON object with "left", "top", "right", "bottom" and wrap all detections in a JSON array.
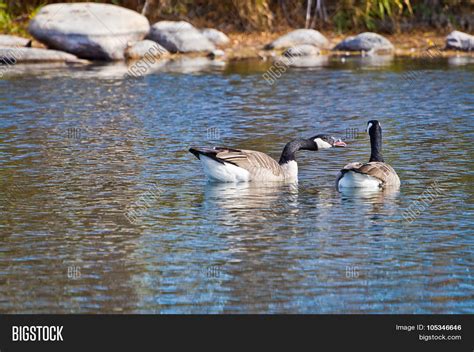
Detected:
[
  {"left": 200, "top": 28, "right": 230, "bottom": 46},
  {"left": 28, "top": 3, "right": 150, "bottom": 60},
  {"left": 0, "top": 35, "right": 30, "bottom": 47},
  {"left": 125, "top": 40, "right": 169, "bottom": 60},
  {"left": 284, "top": 44, "right": 320, "bottom": 57},
  {"left": 0, "top": 47, "right": 80, "bottom": 64},
  {"left": 334, "top": 32, "right": 394, "bottom": 52},
  {"left": 148, "top": 21, "right": 216, "bottom": 53},
  {"left": 446, "top": 31, "right": 474, "bottom": 51},
  {"left": 265, "top": 29, "right": 329, "bottom": 50}
]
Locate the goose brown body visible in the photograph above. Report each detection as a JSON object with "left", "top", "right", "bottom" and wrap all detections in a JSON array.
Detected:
[
  {"left": 190, "top": 147, "right": 291, "bottom": 182},
  {"left": 336, "top": 121, "right": 400, "bottom": 189},
  {"left": 336, "top": 161, "right": 400, "bottom": 189},
  {"left": 190, "top": 134, "right": 346, "bottom": 183}
]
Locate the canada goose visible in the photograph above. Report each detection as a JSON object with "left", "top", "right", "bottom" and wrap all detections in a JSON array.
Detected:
[
  {"left": 336, "top": 120, "right": 400, "bottom": 189},
  {"left": 189, "top": 135, "right": 346, "bottom": 182}
]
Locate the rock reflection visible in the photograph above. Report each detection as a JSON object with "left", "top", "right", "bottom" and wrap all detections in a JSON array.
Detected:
[{"left": 287, "top": 55, "right": 329, "bottom": 68}]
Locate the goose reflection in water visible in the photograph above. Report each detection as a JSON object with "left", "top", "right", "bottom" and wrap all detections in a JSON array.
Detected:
[
  {"left": 200, "top": 182, "right": 304, "bottom": 227},
  {"left": 338, "top": 186, "right": 400, "bottom": 200},
  {"left": 338, "top": 186, "right": 401, "bottom": 226}
]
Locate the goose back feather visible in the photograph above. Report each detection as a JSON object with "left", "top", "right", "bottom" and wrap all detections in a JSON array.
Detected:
[
  {"left": 189, "top": 147, "right": 290, "bottom": 182},
  {"left": 336, "top": 161, "right": 400, "bottom": 188}
]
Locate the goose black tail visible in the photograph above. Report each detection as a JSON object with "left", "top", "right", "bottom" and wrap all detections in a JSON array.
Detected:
[
  {"left": 189, "top": 147, "right": 227, "bottom": 164},
  {"left": 189, "top": 147, "right": 202, "bottom": 159}
]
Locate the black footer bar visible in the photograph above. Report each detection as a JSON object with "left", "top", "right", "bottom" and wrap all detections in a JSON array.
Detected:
[{"left": 0, "top": 314, "right": 472, "bottom": 351}]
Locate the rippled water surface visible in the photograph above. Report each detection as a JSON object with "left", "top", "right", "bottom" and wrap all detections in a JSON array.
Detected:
[{"left": 0, "top": 57, "right": 473, "bottom": 313}]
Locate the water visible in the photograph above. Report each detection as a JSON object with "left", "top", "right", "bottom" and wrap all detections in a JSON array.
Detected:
[{"left": 0, "top": 56, "right": 473, "bottom": 313}]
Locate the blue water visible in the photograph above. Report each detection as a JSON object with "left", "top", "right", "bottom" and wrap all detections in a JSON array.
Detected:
[{"left": 0, "top": 56, "right": 473, "bottom": 313}]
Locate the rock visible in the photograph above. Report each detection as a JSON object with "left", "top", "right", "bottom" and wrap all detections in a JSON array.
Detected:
[
  {"left": 200, "top": 28, "right": 230, "bottom": 46},
  {"left": 445, "top": 31, "right": 474, "bottom": 51},
  {"left": 150, "top": 21, "right": 195, "bottom": 32},
  {"left": 265, "top": 29, "right": 329, "bottom": 50},
  {"left": 0, "top": 35, "right": 30, "bottom": 47},
  {"left": 148, "top": 21, "right": 215, "bottom": 53},
  {"left": 333, "top": 32, "right": 394, "bottom": 52},
  {"left": 125, "top": 40, "right": 169, "bottom": 60},
  {"left": 0, "top": 47, "right": 80, "bottom": 64},
  {"left": 28, "top": 3, "right": 150, "bottom": 60},
  {"left": 284, "top": 44, "right": 320, "bottom": 57}
]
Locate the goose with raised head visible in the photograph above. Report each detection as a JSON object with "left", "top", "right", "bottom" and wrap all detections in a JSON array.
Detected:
[
  {"left": 189, "top": 134, "right": 346, "bottom": 182},
  {"left": 336, "top": 120, "right": 400, "bottom": 189}
]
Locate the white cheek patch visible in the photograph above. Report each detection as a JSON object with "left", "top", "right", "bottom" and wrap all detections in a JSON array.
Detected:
[
  {"left": 314, "top": 138, "right": 332, "bottom": 149},
  {"left": 366, "top": 122, "right": 373, "bottom": 133}
]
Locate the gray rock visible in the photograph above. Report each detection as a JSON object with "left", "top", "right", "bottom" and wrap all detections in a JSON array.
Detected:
[
  {"left": 334, "top": 32, "right": 394, "bottom": 52},
  {"left": 0, "top": 35, "right": 30, "bottom": 47},
  {"left": 201, "top": 28, "right": 230, "bottom": 46},
  {"left": 265, "top": 29, "right": 329, "bottom": 50},
  {"left": 0, "top": 47, "right": 80, "bottom": 64},
  {"left": 148, "top": 21, "right": 215, "bottom": 53},
  {"left": 446, "top": 30, "right": 474, "bottom": 51},
  {"left": 284, "top": 44, "right": 320, "bottom": 57},
  {"left": 125, "top": 40, "right": 169, "bottom": 60},
  {"left": 29, "top": 3, "right": 150, "bottom": 60},
  {"left": 150, "top": 21, "right": 195, "bottom": 32}
]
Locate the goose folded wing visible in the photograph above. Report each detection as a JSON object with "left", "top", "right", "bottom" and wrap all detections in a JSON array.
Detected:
[
  {"left": 216, "top": 149, "right": 283, "bottom": 176},
  {"left": 342, "top": 162, "right": 396, "bottom": 184}
]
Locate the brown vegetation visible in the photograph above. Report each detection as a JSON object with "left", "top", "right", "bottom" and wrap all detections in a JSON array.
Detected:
[{"left": 1, "top": 0, "right": 473, "bottom": 35}]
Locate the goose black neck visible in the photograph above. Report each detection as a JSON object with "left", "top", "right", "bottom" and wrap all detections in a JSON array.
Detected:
[
  {"left": 369, "top": 126, "right": 384, "bottom": 162},
  {"left": 279, "top": 139, "right": 315, "bottom": 165}
]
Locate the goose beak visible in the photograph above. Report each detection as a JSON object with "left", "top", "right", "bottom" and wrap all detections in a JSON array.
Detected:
[{"left": 333, "top": 139, "right": 347, "bottom": 147}]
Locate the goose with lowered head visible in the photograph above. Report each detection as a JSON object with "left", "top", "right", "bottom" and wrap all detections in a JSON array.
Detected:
[{"left": 190, "top": 134, "right": 346, "bottom": 182}]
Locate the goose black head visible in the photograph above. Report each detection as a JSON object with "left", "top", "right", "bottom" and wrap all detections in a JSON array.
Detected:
[
  {"left": 310, "top": 134, "right": 347, "bottom": 150},
  {"left": 366, "top": 120, "right": 382, "bottom": 134},
  {"left": 279, "top": 134, "right": 347, "bottom": 164}
]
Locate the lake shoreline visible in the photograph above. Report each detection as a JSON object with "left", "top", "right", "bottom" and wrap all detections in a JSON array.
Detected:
[
  {"left": 1, "top": 28, "right": 473, "bottom": 68},
  {"left": 2, "top": 2, "right": 473, "bottom": 64},
  {"left": 222, "top": 30, "right": 474, "bottom": 61}
]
